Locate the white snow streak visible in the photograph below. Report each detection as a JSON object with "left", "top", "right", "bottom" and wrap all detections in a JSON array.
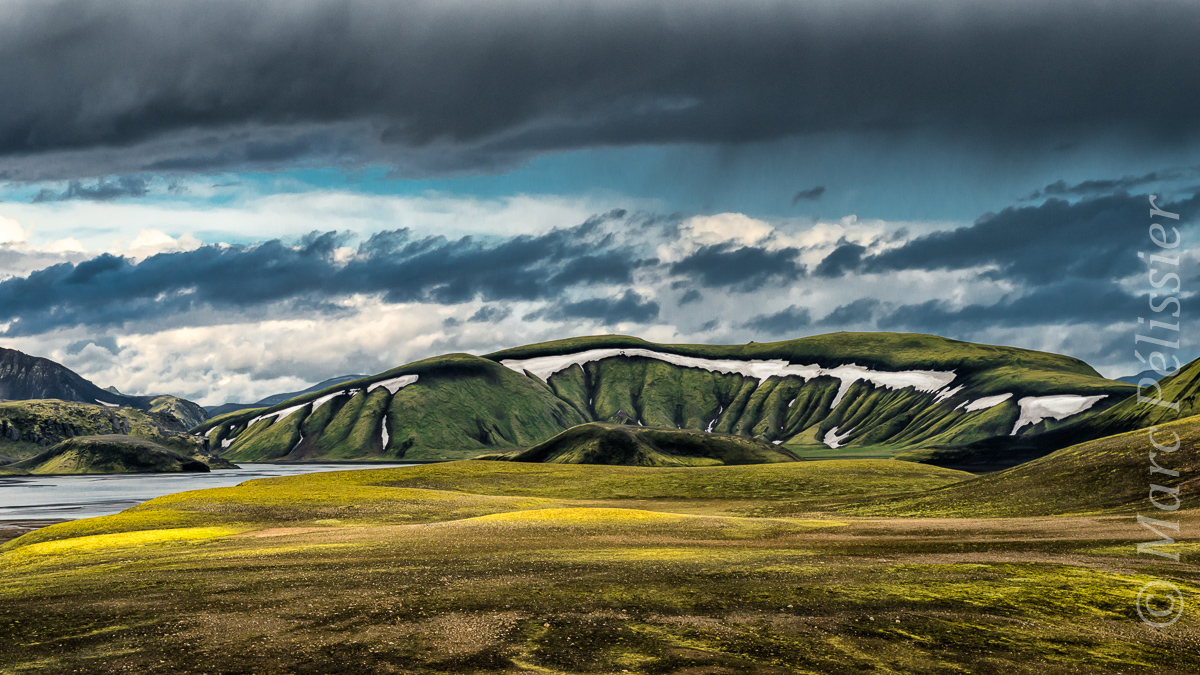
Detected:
[
  {"left": 962, "top": 392, "right": 1014, "bottom": 412},
  {"left": 96, "top": 400, "right": 120, "bottom": 407},
  {"left": 823, "top": 426, "right": 853, "bottom": 449},
  {"left": 368, "top": 374, "right": 419, "bottom": 394},
  {"left": 934, "top": 385, "right": 965, "bottom": 403},
  {"left": 246, "top": 402, "right": 309, "bottom": 428},
  {"left": 381, "top": 417, "right": 390, "bottom": 449},
  {"left": 1010, "top": 395, "right": 1107, "bottom": 435},
  {"left": 242, "top": 376, "right": 417, "bottom": 430},
  {"left": 500, "top": 349, "right": 956, "bottom": 411}
]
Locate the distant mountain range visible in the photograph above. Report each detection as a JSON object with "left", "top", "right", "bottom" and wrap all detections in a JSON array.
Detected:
[
  {"left": 0, "top": 347, "right": 208, "bottom": 429},
  {"left": 1115, "top": 369, "right": 1163, "bottom": 385},
  {"left": 204, "top": 375, "right": 365, "bottom": 417},
  {"left": 195, "top": 332, "right": 1136, "bottom": 469}
]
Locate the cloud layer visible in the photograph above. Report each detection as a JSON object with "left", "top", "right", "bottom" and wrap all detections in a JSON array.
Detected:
[{"left": 3, "top": 0, "right": 1200, "bottom": 179}]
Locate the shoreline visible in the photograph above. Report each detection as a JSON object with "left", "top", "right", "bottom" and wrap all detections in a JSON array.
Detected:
[{"left": 0, "top": 519, "right": 67, "bottom": 544}]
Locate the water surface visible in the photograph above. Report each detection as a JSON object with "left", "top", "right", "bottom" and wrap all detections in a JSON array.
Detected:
[{"left": 0, "top": 463, "right": 412, "bottom": 520}]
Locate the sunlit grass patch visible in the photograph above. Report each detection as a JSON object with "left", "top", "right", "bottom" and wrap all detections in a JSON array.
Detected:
[
  {"left": 468, "top": 507, "right": 690, "bottom": 525},
  {"left": 1, "top": 509, "right": 229, "bottom": 552},
  {"left": 5, "top": 526, "right": 240, "bottom": 560}
]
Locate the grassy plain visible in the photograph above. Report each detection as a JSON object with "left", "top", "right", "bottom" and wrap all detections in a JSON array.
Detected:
[{"left": 1, "top": 455, "right": 1197, "bottom": 674}]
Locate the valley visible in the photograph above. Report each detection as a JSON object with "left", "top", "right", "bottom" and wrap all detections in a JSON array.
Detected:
[{"left": 0, "top": 331, "right": 1191, "bottom": 674}]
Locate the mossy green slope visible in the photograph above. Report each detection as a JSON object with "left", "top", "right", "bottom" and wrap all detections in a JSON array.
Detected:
[
  {"left": 3, "top": 435, "right": 210, "bottom": 475},
  {"left": 204, "top": 354, "right": 586, "bottom": 461},
  {"left": 914, "top": 354, "right": 1200, "bottom": 470},
  {"left": 481, "top": 422, "right": 802, "bottom": 466},
  {"left": 198, "top": 333, "right": 1132, "bottom": 463},
  {"left": 1072, "top": 353, "right": 1200, "bottom": 435},
  {"left": 858, "top": 412, "right": 1200, "bottom": 517},
  {"left": 1, "top": 399, "right": 207, "bottom": 458}
]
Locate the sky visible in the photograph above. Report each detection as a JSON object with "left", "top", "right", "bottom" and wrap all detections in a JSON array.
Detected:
[{"left": 1, "top": 0, "right": 1198, "bottom": 406}]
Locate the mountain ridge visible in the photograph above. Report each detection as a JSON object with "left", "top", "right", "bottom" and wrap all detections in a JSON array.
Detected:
[{"left": 197, "top": 332, "right": 1133, "bottom": 466}]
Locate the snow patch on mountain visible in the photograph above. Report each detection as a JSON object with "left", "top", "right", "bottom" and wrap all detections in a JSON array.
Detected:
[
  {"left": 963, "top": 393, "right": 1014, "bottom": 412},
  {"left": 823, "top": 426, "right": 853, "bottom": 449},
  {"left": 500, "top": 349, "right": 956, "bottom": 409},
  {"left": 1011, "top": 395, "right": 1107, "bottom": 435},
  {"left": 368, "top": 374, "right": 419, "bottom": 394}
]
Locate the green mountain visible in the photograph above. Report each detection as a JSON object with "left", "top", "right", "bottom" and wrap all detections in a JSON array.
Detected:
[
  {"left": 196, "top": 332, "right": 1133, "bottom": 464},
  {"left": 479, "top": 422, "right": 802, "bottom": 466},
  {"left": 1, "top": 435, "right": 211, "bottom": 475},
  {"left": 0, "top": 399, "right": 233, "bottom": 469}
]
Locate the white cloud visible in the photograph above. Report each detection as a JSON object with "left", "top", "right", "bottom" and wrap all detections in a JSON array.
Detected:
[
  {"left": 44, "top": 237, "right": 87, "bottom": 253},
  {"left": 0, "top": 189, "right": 649, "bottom": 256},
  {"left": 0, "top": 215, "right": 28, "bottom": 245}
]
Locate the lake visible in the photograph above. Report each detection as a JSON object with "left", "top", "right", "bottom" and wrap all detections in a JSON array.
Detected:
[{"left": 0, "top": 463, "right": 413, "bottom": 521}]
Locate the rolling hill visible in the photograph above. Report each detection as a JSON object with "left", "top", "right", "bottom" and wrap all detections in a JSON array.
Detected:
[
  {"left": 906, "top": 354, "right": 1200, "bottom": 470},
  {"left": 857, "top": 410, "right": 1199, "bottom": 517},
  {"left": 478, "top": 422, "right": 802, "bottom": 466},
  {"left": 0, "top": 399, "right": 233, "bottom": 469},
  {"left": 0, "top": 435, "right": 211, "bottom": 475},
  {"left": 195, "top": 332, "right": 1133, "bottom": 465}
]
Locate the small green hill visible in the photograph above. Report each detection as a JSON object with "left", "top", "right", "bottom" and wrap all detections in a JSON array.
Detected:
[
  {"left": 2, "top": 435, "right": 211, "bottom": 475},
  {"left": 480, "top": 422, "right": 802, "bottom": 466}
]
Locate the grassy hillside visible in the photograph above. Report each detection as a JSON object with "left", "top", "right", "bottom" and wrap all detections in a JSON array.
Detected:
[
  {"left": 0, "top": 399, "right": 233, "bottom": 470},
  {"left": 861, "top": 413, "right": 1200, "bottom": 518},
  {"left": 486, "top": 332, "right": 1117, "bottom": 391},
  {"left": 2, "top": 460, "right": 1196, "bottom": 673},
  {"left": 2, "top": 435, "right": 210, "bottom": 475},
  {"left": 205, "top": 354, "right": 585, "bottom": 462},
  {"left": 481, "top": 422, "right": 802, "bottom": 466},
  {"left": 199, "top": 333, "right": 1132, "bottom": 465},
  {"left": 907, "top": 355, "right": 1200, "bottom": 471},
  {"left": 1, "top": 399, "right": 199, "bottom": 457}
]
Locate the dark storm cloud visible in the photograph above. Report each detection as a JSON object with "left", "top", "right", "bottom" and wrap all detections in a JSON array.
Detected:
[
  {"left": 1026, "top": 168, "right": 1200, "bottom": 200},
  {"left": 792, "top": 186, "right": 826, "bottom": 204},
  {"left": 742, "top": 305, "right": 812, "bottom": 335},
  {"left": 5, "top": 0, "right": 1200, "bottom": 179},
  {"left": 813, "top": 242, "right": 866, "bottom": 278},
  {"left": 31, "top": 176, "right": 150, "bottom": 202},
  {"left": 468, "top": 305, "right": 512, "bottom": 323},
  {"left": 877, "top": 279, "right": 1146, "bottom": 333},
  {"left": 0, "top": 215, "right": 654, "bottom": 336},
  {"left": 818, "top": 298, "right": 881, "bottom": 327},
  {"left": 839, "top": 193, "right": 1200, "bottom": 284},
  {"left": 529, "top": 290, "right": 660, "bottom": 325},
  {"left": 678, "top": 289, "right": 702, "bottom": 305},
  {"left": 669, "top": 244, "right": 805, "bottom": 291},
  {"left": 66, "top": 336, "right": 121, "bottom": 355}
]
